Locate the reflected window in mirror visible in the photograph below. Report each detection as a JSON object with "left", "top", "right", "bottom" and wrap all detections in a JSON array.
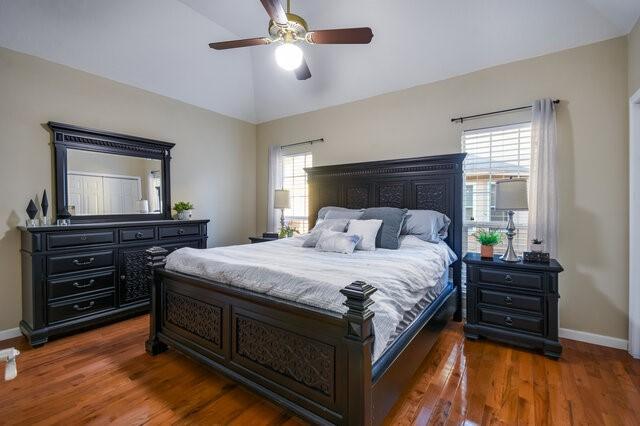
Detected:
[{"left": 66, "top": 149, "right": 163, "bottom": 216}]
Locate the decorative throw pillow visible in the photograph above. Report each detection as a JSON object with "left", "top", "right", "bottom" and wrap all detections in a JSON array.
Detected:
[
  {"left": 303, "top": 218, "right": 350, "bottom": 247},
  {"left": 401, "top": 210, "right": 451, "bottom": 243},
  {"left": 316, "top": 230, "right": 361, "bottom": 254},
  {"left": 360, "top": 207, "right": 408, "bottom": 249},
  {"left": 324, "top": 209, "right": 364, "bottom": 220},
  {"left": 347, "top": 219, "right": 383, "bottom": 251},
  {"left": 317, "top": 206, "right": 364, "bottom": 220}
]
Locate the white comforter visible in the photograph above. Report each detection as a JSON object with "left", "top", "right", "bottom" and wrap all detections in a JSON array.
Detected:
[{"left": 165, "top": 235, "right": 454, "bottom": 361}]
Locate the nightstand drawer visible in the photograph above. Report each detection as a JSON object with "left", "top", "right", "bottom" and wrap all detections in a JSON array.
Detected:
[
  {"left": 478, "top": 289, "right": 543, "bottom": 313},
  {"left": 479, "top": 307, "right": 543, "bottom": 335},
  {"left": 477, "top": 268, "right": 543, "bottom": 290}
]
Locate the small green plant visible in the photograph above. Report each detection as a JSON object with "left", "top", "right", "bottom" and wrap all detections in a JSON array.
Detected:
[
  {"left": 279, "top": 225, "right": 299, "bottom": 238},
  {"left": 474, "top": 229, "right": 503, "bottom": 246},
  {"left": 173, "top": 201, "right": 194, "bottom": 213}
]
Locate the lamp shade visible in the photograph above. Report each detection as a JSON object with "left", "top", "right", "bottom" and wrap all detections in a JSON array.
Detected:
[
  {"left": 274, "top": 189, "right": 290, "bottom": 209},
  {"left": 495, "top": 178, "right": 528, "bottom": 211}
]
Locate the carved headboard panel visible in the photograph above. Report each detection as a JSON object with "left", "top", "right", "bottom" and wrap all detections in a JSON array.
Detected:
[{"left": 306, "top": 153, "right": 466, "bottom": 293}]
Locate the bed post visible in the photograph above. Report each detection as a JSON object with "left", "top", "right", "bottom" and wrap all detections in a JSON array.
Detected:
[
  {"left": 340, "top": 281, "right": 377, "bottom": 425},
  {"left": 145, "top": 246, "right": 169, "bottom": 356}
]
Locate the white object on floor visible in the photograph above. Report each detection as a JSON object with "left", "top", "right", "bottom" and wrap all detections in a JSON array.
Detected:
[{"left": 0, "top": 348, "right": 19, "bottom": 381}]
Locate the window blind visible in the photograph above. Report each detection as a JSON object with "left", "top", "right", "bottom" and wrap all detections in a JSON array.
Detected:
[
  {"left": 462, "top": 122, "right": 531, "bottom": 256},
  {"left": 281, "top": 152, "right": 313, "bottom": 233}
]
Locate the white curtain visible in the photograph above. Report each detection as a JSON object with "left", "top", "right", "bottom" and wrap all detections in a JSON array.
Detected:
[
  {"left": 267, "top": 144, "right": 282, "bottom": 233},
  {"left": 528, "top": 99, "right": 558, "bottom": 257}
]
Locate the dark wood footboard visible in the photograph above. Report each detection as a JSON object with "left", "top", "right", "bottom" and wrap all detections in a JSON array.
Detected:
[{"left": 145, "top": 246, "right": 379, "bottom": 425}]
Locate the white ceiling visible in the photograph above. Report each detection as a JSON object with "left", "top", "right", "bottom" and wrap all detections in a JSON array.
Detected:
[{"left": 1, "top": 0, "right": 639, "bottom": 124}]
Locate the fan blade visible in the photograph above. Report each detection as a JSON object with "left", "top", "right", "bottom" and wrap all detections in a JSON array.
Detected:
[
  {"left": 260, "top": 0, "right": 288, "bottom": 26},
  {"left": 209, "top": 37, "right": 271, "bottom": 50},
  {"left": 306, "top": 27, "right": 373, "bottom": 44},
  {"left": 295, "top": 59, "right": 311, "bottom": 80}
]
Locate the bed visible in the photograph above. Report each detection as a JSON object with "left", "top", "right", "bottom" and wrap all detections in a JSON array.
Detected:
[{"left": 145, "top": 153, "right": 466, "bottom": 425}]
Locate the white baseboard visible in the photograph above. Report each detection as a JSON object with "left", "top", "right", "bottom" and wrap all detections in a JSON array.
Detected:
[
  {"left": 0, "top": 327, "right": 21, "bottom": 342},
  {"left": 559, "top": 328, "right": 628, "bottom": 351}
]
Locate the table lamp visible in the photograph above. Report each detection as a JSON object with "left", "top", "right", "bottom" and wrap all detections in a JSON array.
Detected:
[
  {"left": 495, "top": 177, "right": 528, "bottom": 262},
  {"left": 274, "top": 189, "right": 291, "bottom": 231}
]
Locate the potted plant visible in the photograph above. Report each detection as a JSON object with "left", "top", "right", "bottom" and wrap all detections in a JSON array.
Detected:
[
  {"left": 474, "top": 229, "right": 503, "bottom": 259},
  {"left": 279, "top": 224, "right": 299, "bottom": 238},
  {"left": 531, "top": 238, "right": 544, "bottom": 253},
  {"left": 173, "top": 201, "right": 194, "bottom": 221}
]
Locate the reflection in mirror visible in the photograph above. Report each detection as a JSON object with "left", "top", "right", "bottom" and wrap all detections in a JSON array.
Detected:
[{"left": 66, "top": 149, "right": 162, "bottom": 216}]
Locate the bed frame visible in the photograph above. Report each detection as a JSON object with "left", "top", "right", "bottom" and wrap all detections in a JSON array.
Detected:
[{"left": 145, "top": 153, "right": 466, "bottom": 425}]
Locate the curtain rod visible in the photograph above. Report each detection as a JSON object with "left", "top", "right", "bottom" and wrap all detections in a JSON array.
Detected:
[
  {"left": 281, "top": 138, "right": 325, "bottom": 149},
  {"left": 450, "top": 99, "right": 560, "bottom": 124}
]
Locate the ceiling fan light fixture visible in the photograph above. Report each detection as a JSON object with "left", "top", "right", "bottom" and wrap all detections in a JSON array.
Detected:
[{"left": 275, "top": 43, "right": 303, "bottom": 71}]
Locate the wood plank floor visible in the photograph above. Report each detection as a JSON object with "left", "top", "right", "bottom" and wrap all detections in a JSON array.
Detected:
[{"left": 1, "top": 316, "right": 639, "bottom": 425}]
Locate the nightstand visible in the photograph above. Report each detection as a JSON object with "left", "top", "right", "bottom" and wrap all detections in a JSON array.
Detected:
[
  {"left": 463, "top": 253, "right": 564, "bottom": 358},
  {"left": 249, "top": 236, "right": 278, "bottom": 244}
]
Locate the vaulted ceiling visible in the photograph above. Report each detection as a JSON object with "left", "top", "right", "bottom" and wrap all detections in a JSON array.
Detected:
[{"left": 1, "top": 0, "right": 639, "bottom": 123}]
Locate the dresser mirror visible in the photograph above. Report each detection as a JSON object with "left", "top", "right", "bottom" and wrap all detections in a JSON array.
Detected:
[{"left": 49, "top": 122, "right": 175, "bottom": 223}]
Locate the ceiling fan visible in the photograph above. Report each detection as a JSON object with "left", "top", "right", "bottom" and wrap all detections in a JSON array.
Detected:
[{"left": 209, "top": 0, "right": 374, "bottom": 80}]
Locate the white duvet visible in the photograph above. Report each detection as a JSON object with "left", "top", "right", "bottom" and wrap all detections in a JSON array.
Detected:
[{"left": 165, "top": 235, "right": 455, "bottom": 361}]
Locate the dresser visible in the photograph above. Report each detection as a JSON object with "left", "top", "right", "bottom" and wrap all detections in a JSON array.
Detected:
[
  {"left": 19, "top": 219, "right": 209, "bottom": 347},
  {"left": 463, "top": 253, "right": 564, "bottom": 358}
]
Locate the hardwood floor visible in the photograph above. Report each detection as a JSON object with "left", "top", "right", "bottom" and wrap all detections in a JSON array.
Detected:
[{"left": 1, "top": 316, "right": 638, "bottom": 425}]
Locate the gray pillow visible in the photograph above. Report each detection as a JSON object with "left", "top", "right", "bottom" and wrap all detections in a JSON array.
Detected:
[
  {"left": 325, "top": 209, "right": 364, "bottom": 220},
  {"left": 316, "top": 230, "right": 361, "bottom": 254},
  {"left": 317, "top": 206, "right": 363, "bottom": 220},
  {"left": 302, "top": 218, "right": 350, "bottom": 247},
  {"left": 401, "top": 210, "right": 451, "bottom": 243},
  {"left": 360, "top": 207, "right": 408, "bottom": 249}
]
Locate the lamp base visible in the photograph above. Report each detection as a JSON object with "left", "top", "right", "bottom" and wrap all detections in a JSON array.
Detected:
[{"left": 500, "top": 210, "right": 521, "bottom": 263}]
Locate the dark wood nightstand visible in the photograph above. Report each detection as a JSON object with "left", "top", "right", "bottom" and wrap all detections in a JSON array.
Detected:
[
  {"left": 249, "top": 236, "right": 278, "bottom": 244},
  {"left": 463, "top": 253, "right": 564, "bottom": 358}
]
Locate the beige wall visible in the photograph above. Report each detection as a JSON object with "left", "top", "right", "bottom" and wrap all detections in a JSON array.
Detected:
[
  {"left": 630, "top": 17, "right": 640, "bottom": 96},
  {"left": 257, "top": 37, "right": 630, "bottom": 340},
  {"left": 0, "top": 46, "right": 257, "bottom": 331}
]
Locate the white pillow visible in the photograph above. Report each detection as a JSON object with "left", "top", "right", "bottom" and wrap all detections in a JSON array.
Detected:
[
  {"left": 347, "top": 219, "right": 383, "bottom": 251},
  {"left": 303, "top": 218, "right": 350, "bottom": 248},
  {"left": 316, "top": 230, "right": 361, "bottom": 254}
]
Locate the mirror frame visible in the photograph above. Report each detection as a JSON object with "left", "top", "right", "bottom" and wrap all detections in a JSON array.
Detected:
[{"left": 48, "top": 122, "right": 175, "bottom": 223}]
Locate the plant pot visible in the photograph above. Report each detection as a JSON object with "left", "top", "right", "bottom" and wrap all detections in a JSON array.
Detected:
[
  {"left": 176, "top": 210, "right": 190, "bottom": 220},
  {"left": 480, "top": 244, "right": 494, "bottom": 259},
  {"left": 531, "top": 242, "right": 544, "bottom": 253}
]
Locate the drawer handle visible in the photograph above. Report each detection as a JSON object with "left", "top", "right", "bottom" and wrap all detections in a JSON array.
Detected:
[
  {"left": 120, "top": 275, "right": 126, "bottom": 281},
  {"left": 73, "top": 279, "right": 95, "bottom": 289},
  {"left": 504, "top": 296, "right": 513, "bottom": 305},
  {"left": 504, "top": 316, "right": 513, "bottom": 326},
  {"left": 73, "top": 257, "right": 95, "bottom": 266},
  {"left": 504, "top": 274, "right": 513, "bottom": 283},
  {"left": 73, "top": 301, "right": 95, "bottom": 311},
  {"left": 177, "top": 228, "right": 185, "bottom": 235},
  {"left": 135, "top": 232, "right": 144, "bottom": 239},
  {"left": 80, "top": 235, "right": 88, "bottom": 241}
]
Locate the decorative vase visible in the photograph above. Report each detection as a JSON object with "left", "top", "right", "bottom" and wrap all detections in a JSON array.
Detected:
[
  {"left": 480, "top": 244, "right": 494, "bottom": 259},
  {"left": 531, "top": 240, "right": 544, "bottom": 253},
  {"left": 176, "top": 210, "right": 190, "bottom": 220}
]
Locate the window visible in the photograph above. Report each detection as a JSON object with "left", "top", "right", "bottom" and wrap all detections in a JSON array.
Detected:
[
  {"left": 281, "top": 152, "right": 313, "bottom": 233},
  {"left": 462, "top": 122, "right": 531, "bottom": 257}
]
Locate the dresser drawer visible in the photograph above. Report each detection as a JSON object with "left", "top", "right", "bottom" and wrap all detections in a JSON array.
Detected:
[
  {"left": 47, "top": 230, "right": 115, "bottom": 250},
  {"left": 159, "top": 225, "right": 200, "bottom": 239},
  {"left": 48, "top": 292, "right": 115, "bottom": 324},
  {"left": 478, "top": 307, "right": 543, "bottom": 335},
  {"left": 477, "top": 268, "right": 543, "bottom": 290},
  {"left": 120, "top": 227, "right": 155, "bottom": 242},
  {"left": 48, "top": 271, "right": 115, "bottom": 301},
  {"left": 48, "top": 250, "right": 115, "bottom": 275},
  {"left": 478, "top": 289, "right": 543, "bottom": 313}
]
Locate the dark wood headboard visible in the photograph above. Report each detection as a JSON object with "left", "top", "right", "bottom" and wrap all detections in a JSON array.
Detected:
[{"left": 305, "top": 153, "right": 466, "bottom": 319}]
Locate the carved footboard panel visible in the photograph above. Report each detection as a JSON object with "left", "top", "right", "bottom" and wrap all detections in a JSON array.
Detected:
[{"left": 145, "top": 247, "right": 375, "bottom": 425}]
